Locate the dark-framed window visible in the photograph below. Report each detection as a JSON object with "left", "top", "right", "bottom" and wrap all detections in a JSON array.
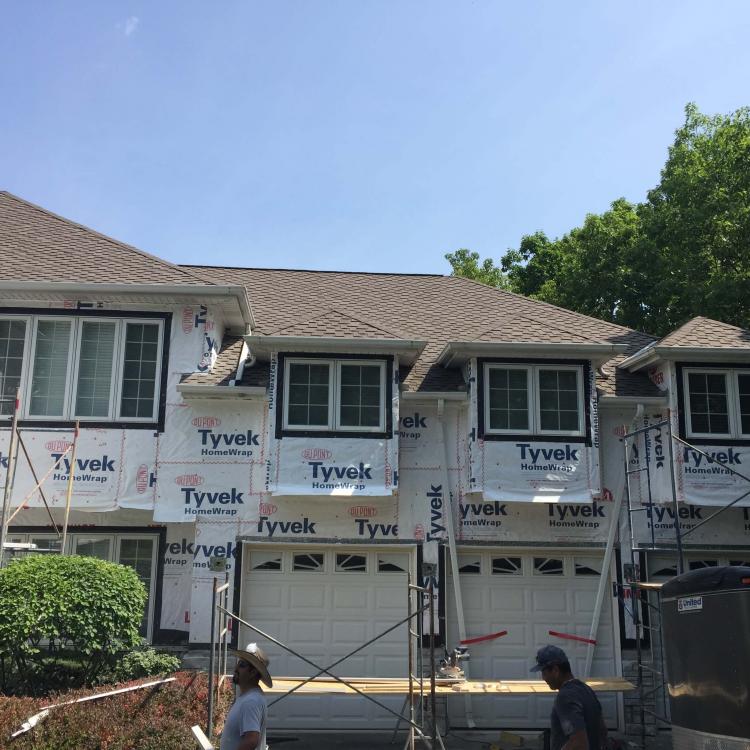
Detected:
[
  {"left": 478, "top": 358, "right": 590, "bottom": 442},
  {"left": 276, "top": 353, "right": 393, "bottom": 439},
  {"left": 682, "top": 366, "right": 750, "bottom": 440},
  {"left": 0, "top": 309, "right": 170, "bottom": 429}
]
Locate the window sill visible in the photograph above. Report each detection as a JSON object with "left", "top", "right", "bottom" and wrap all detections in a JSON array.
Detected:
[{"left": 279, "top": 428, "right": 393, "bottom": 440}]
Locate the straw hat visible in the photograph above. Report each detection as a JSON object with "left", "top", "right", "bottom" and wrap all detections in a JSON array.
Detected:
[{"left": 232, "top": 643, "right": 273, "bottom": 687}]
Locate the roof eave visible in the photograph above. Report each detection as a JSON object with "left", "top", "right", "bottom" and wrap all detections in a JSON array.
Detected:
[
  {"left": 0, "top": 281, "right": 254, "bottom": 329},
  {"left": 598, "top": 395, "right": 669, "bottom": 408},
  {"left": 437, "top": 341, "right": 629, "bottom": 368},
  {"left": 244, "top": 335, "right": 428, "bottom": 365},
  {"left": 622, "top": 346, "right": 750, "bottom": 371}
]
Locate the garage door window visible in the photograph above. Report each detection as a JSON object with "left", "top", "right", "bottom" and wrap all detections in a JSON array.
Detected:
[
  {"left": 491, "top": 556, "right": 522, "bottom": 575},
  {"left": 250, "top": 551, "right": 283, "bottom": 571},
  {"left": 336, "top": 553, "right": 367, "bottom": 572},
  {"left": 378, "top": 553, "right": 407, "bottom": 572},
  {"left": 534, "top": 557, "right": 563, "bottom": 575},
  {"left": 458, "top": 554, "right": 482, "bottom": 574},
  {"left": 293, "top": 552, "right": 324, "bottom": 571},
  {"left": 574, "top": 557, "right": 601, "bottom": 576}
]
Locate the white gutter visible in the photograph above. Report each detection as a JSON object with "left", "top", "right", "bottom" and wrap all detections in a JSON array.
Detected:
[
  {"left": 437, "top": 341, "right": 629, "bottom": 368},
  {"left": 244, "top": 335, "right": 427, "bottom": 365},
  {"left": 0, "top": 281, "right": 255, "bottom": 328},
  {"left": 437, "top": 397, "right": 475, "bottom": 727},
  {"left": 620, "top": 346, "right": 750, "bottom": 371}
]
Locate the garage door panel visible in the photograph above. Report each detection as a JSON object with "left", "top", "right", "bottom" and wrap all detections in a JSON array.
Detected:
[
  {"left": 333, "top": 586, "right": 369, "bottom": 609},
  {"left": 531, "top": 588, "right": 568, "bottom": 612},
  {"left": 490, "top": 587, "right": 525, "bottom": 610},
  {"left": 447, "top": 550, "right": 618, "bottom": 729},
  {"left": 374, "top": 587, "right": 403, "bottom": 609},
  {"left": 290, "top": 584, "right": 327, "bottom": 608},
  {"left": 250, "top": 586, "right": 283, "bottom": 606}
]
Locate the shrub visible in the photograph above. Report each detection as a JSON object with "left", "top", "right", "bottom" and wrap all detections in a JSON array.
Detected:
[
  {"left": 0, "top": 555, "right": 146, "bottom": 695},
  {"left": 113, "top": 647, "right": 181, "bottom": 682},
  {"left": 0, "top": 671, "right": 233, "bottom": 750}
]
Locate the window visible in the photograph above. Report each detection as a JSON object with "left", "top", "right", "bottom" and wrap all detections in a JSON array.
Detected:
[
  {"left": 249, "top": 551, "right": 283, "bottom": 571},
  {"left": 684, "top": 368, "right": 750, "bottom": 439},
  {"left": 491, "top": 556, "right": 522, "bottom": 575},
  {"left": 534, "top": 557, "right": 564, "bottom": 575},
  {"left": 282, "top": 357, "right": 387, "bottom": 433},
  {"left": 457, "top": 554, "right": 482, "bottom": 574},
  {"left": 336, "top": 553, "right": 367, "bottom": 572},
  {"left": 484, "top": 363, "right": 584, "bottom": 436},
  {"left": 293, "top": 552, "right": 324, "bottom": 571},
  {"left": 0, "top": 315, "right": 165, "bottom": 423}
]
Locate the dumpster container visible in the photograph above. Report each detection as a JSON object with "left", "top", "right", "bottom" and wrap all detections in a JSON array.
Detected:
[{"left": 661, "top": 565, "right": 750, "bottom": 749}]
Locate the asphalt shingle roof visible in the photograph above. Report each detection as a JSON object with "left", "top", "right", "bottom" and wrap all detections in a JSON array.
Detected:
[
  {"left": 657, "top": 316, "right": 750, "bottom": 349},
  {"left": 0, "top": 192, "right": 209, "bottom": 286},
  {"left": 185, "top": 265, "right": 659, "bottom": 397}
]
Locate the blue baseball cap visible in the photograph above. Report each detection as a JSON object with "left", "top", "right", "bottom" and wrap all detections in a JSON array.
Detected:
[{"left": 530, "top": 645, "right": 568, "bottom": 672}]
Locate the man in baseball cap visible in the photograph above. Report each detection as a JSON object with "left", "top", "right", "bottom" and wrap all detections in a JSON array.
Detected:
[
  {"left": 531, "top": 645, "right": 608, "bottom": 750},
  {"left": 220, "top": 643, "right": 272, "bottom": 750}
]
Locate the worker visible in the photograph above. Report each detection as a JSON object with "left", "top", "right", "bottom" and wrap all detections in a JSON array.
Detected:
[
  {"left": 531, "top": 645, "right": 608, "bottom": 750},
  {"left": 220, "top": 642, "right": 273, "bottom": 750}
]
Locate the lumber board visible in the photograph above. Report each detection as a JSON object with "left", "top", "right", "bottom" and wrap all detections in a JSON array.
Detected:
[{"left": 263, "top": 677, "right": 634, "bottom": 695}]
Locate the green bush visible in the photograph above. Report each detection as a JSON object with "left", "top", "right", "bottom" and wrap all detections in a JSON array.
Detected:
[
  {"left": 0, "top": 555, "right": 146, "bottom": 695},
  {"left": 113, "top": 647, "right": 181, "bottom": 681}
]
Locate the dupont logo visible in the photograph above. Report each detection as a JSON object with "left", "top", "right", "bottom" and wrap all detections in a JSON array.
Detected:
[
  {"left": 612, "top": 425, "right": 627, "bottom": 438},
  {"left": 45, "top": 440, "right": 72, "bottom": 452},
  {"left": 302, "top": 448, "right": 332, "bottom": 461},
  {"left": 414, "top": 524, "right": 425, "bottom": 541},
  {"left": 349, "top": 505, "right": 377, "bottom": 518},
  {"left": 63, "top": 300, "right": 76, "bottom": 309},
  {"left": 259, "top": 502, "right": 277, "bottom": 515},
  {"left": 175, "top": 473, "right": 204, "bottom": 487},
  {"left": 599, "top": 487, "right": 614, "bottom": 502},
  {"left": 192, "top": 416, "right": 221, "bottom": 428},
  {"left": 136, "top": 465, "right": 149, "bottom": 494},
  {"left": 182, "top": 307, "right": 194, "bottom": 334}
]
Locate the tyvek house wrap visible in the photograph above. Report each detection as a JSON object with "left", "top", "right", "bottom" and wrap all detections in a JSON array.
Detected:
[
  {"left": 0, "top": 303, "right": 221, "bottom": 513},
  {"left": 263, "top": 353, "right": 400, "bottom": 497},
  {"left": 471, "top": 360, "right": 601, "bottom": 504}
]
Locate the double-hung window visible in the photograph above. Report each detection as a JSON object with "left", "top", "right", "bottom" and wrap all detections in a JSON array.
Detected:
[
  {"left": 683, "top": 368, "right": 750, "bottom": 439},
  {"left": 0, "top": 314, "right": 164, "bottom": 423},
  {"left": 282, "top": 357, "right": 387, "bottom": 433},
  {"left": 483, "top": 363, "right": 584, "bottom": 437}
]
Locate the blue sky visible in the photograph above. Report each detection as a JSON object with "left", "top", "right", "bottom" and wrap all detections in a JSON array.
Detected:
[{"left": 2, "top": 1, "right": 749, "bottom": 274}]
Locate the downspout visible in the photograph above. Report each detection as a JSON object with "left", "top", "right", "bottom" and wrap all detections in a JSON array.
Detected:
[
  {"left": 438, "top": 397, "right": 475, "bottom": 728},
  {"left": 583, "top": 403, "right": 644, "bottom": 677}
]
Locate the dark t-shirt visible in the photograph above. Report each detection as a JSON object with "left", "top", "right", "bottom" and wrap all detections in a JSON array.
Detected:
[{"left": 550, "top": 678, "right": 604, "bottom": 750}]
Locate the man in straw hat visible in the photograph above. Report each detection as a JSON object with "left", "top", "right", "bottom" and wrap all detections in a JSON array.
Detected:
[{"left": 220, "top": 642, "right": 273, "bottom": 750}]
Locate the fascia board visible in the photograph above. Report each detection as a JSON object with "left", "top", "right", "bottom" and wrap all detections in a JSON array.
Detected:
[
  {"left": 0, "top": 281, "right": 254, "bottom": 328},
  {"left": 622, "top": 346, "right": 750, "bottom": 371},
  {"left": 400, "top": 391, "right": 468, "bottom": 402},
  {"left": 598, "top": 395, "right": 668, "bottom": 408},
  {"left": 437, "top": 341, "right": 629, "bottom": 367},
  {"left": 245, "top": 335, "right": 427, "bottom": 364}
]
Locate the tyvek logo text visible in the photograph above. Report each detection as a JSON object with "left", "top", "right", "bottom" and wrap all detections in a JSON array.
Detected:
[
  {"left": 517, "top": 443, "right": 579, "bottom": 473},
  {"left": 257, "top": 516, "right": 317, "bottom": 536},
  {"left": 354, "top": 519, "right": 398, "bottom": 538},
  {"left": 309, "top": 461, "right": 371, "bottom": 491},
  {"left": 51, "top": 453, "right": 115, "bottom": 484},
  {"left": 548, "top": 502, "right": 604, "bottom": 529},
  {"left": 181, "top": 486, "right": 244, "bottom": 516},
  {"left": 198, "top": 428, "right": 259, "bottom": 457},
  {"left": 426, "top": 485, "right": 445, "bottom": 541},
  {"left": 459, "top": 501, "right": 507, "bottom": 527},
  {"left": 164, "top": 538, "right": 239, "bottom": 569},
  {"left": 683, "top": 447, "right": 742, "bottom": 474}
]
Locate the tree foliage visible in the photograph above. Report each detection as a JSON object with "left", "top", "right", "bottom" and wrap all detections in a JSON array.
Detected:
[
  {"left": 446, "top": 104, "right": 750, "bottom": 337},
  {"left": 443, "top": 248, "right": 509, "bottom": 289},
  {"left": 0, "top": 555, "right": 146, "bottom": 695}
]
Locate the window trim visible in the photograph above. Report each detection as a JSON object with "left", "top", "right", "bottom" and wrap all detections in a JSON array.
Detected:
[
  {"left": 479, "top": 358, "right": 589, "bottom": 441},
  {"left": 682, "top": 366, "right": 750, "bottom": 440},
  {"left": 276, "top": 352, "right": 394, "bottom": 439},
  {"left": 0, "top": 308, "right": 171, "bottom": 430}
]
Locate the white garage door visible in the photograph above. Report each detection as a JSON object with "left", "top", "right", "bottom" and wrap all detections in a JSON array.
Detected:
[
  {"left": 446, "top": 549, "right": 620, "bottom": 729},
  {"left": 239, "top": 544, "right": 413, "bottom": 729}
]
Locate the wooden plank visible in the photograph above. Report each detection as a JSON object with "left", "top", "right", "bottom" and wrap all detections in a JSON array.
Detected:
[{"left": 263, "top": 677, "right": 635, "bottom": 695}]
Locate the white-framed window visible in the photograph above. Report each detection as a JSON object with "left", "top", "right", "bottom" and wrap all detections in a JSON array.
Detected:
[
  {"left": 283, "top": 357, "right": 387, "bottom": 432},
  {"left": 0, "top": 314, "right": 164, "bottom": 423},
  {"left": 683, "top": 368, "right": 750, "bottom": 439},
  {"left": 484, "top": 363, "right": 584, "bottom": 436}
]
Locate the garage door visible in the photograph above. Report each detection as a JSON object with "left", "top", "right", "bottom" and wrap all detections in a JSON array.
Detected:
[
  {"left": 239, "top": 544, "right": 413, "bottom": 729},
  {"left": 446, "top": 549, "right": 620, "bottom": 729}
]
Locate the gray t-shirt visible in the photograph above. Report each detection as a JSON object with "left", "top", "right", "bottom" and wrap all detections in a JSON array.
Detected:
[
  {"left": 550, "top": 678, "right": 603, "bottom": 750},
  {"left": 220, "top": 687, "right": 267, "bottom": 750}
]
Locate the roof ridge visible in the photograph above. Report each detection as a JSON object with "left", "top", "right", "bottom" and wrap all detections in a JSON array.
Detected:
[
  {"left": 180, "top": 263, "right": 443, "bottom": 278},
  {"left": 0, "top": 191, "right": 212, "bottom": 285}
]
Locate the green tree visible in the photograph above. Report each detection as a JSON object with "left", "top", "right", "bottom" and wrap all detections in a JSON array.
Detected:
[
  {"left": 449, "top": 104, "right": 750, "bottom": 337},
  {"left": 444, "top": 248, "right": 509, "bottom": 289}
]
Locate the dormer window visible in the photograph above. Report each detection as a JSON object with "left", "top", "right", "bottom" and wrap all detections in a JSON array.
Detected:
[
  {"left": 279, "top": 354, "right": 391, "bottom": 437},
  {"left": 683, "top": 368, "right": 750, "bottom": 439},
  {"left": 482, "top": 362, "right": 585, "bottom": 438}
]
